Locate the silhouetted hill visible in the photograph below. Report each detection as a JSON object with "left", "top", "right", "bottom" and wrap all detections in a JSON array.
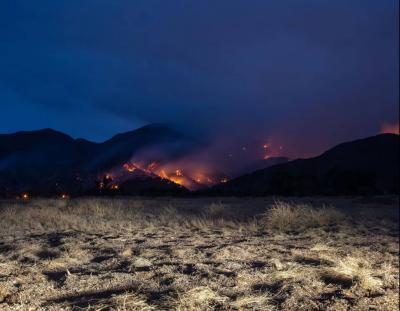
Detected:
[
  {"left": 207, "top": 134, "right": 399, "bottom": 196},
  {"left": 0, "top": 125, "right": 196, "bottom": 196},
  {"left": 237, "top": 157, "right": 289, "bottom": 177},
  {"left": 89, "top": 124, "right": 198, "bottom": 172}
]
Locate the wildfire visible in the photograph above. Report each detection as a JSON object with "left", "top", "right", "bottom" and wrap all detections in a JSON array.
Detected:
[
  {"left": 175, "top": 169, "right": 183, "bottom": 177},
  {"left": 105, "top": 174, "right": 113, "bottom": 181},
  {"left": 119, "top": 160, "right": 225, "bottom": 190},
  {"left": 110, "top": 184, "right": 119, "bottom": 190},
  {"left": 159, "top": 170, "right": 169, "bottom": 179},
  {"left": 147, "top": 162, "right": 158, "bottom": 171},
  {"left": 263, "top": 143, "right": 271, "bottom": 159},
  {"left": 169, "top": 177, "right": 183, "bottom": 185},
  {"left": 123, "top": 163, "right": 136, "bottom": 172},
  {"left": 381, "top": 122, "right": 400, "bottom": 135}
]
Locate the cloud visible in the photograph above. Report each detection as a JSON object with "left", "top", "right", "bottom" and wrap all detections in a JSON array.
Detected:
[{"left": 0, "top": 0, "right": 398, "bottom": 156}]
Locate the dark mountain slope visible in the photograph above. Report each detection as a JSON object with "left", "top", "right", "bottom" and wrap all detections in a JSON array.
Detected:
[
  {"left": 0, "top": 125, "right": 197, "bottom": 196},
  {"left": 207, "top": 134, "right": 399, "bottom": 196},
  {"left": 88, "top": 124, "right": 199, "bottom": 172}
]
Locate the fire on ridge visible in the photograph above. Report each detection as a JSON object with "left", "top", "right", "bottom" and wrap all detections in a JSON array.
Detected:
[{"left": 98, "top": 160, "right": 229, "bottom": 191}]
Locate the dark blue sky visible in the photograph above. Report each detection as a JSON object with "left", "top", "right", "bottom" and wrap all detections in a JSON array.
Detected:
[{"left": 0, "top": 0, "right": 398, "bottom": 158}]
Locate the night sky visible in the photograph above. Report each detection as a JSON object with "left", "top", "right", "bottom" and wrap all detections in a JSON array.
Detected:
[{"left": 0, "top": 0, "right": 398, "bottom": 159}]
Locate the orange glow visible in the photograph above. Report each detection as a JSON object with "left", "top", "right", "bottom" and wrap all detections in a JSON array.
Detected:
[
  {"left": 169, "top": 177, "right": 183, "bottom": 185},
  {"left": 147, "top": 162, "right": 158, "bottom": 172},
  {"left": 22, "top": 193, "right": 29, "bottom": 200},
  {"left": 123, "top": 163, "right": 136, "bottom": 172},
  {"left": 105, "top": 174, "right": 113, "bottom": 181},
  {"left": 118, "top": 160, "right": 224, "bottom": 190},
  {"left": 175, "top": 169, "right": 183, "bottom": 177},
  {"left": 159, "top": 170, "right": 169, "bottom": 179},
  {"left": 111, "top": 184, "right": 119, "bottom": 190},
  {"left": 380, "top": 122, "right": 399, "bottom": 135}
]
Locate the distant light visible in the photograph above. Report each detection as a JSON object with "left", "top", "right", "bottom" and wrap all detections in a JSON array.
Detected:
[
  {"left": 242, "top": 146, "right": 246, "bottom": 151},
  {"left": 22, "top": 193, "right": 29, "bottom": 200}
]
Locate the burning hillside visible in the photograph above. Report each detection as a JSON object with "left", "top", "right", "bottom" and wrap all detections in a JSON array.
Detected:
[{"left": 99, "top": 159, "right": 229, "bottom": 192}]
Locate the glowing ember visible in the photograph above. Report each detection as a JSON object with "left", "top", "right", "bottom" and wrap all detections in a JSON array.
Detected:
[{"left": 105, "top": 174, "right": 113, "bottom": 180}]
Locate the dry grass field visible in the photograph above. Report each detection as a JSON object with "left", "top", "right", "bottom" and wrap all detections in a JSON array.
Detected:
[{"left": 0, "top": 197, "right": 398, "bottom": 310}]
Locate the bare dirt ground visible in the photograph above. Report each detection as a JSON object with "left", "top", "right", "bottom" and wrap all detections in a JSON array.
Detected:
[{"left": 0, "top": 197, "right": 398, "bottom": 310}]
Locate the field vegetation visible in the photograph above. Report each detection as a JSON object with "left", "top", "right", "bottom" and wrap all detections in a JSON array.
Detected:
[{"left": 0, "top": 197, "right": 398, "bottom": 310}]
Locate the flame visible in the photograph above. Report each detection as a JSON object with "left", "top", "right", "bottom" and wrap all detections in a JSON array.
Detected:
[
  {"left": 380, "top": 122, "right": 399, "bottom": 135},
  {"left": 105, "top": 174, "right": 112, "bottom": 180},
  {"left": 123, "top": 163, "right": 136, "bottom": 172},
  {"left": 159, "top": 169, "right": 169, "bottom": 179},
  {"left": 263, "top": 143, "right": 271, "bottom": 159},
  {"left": 119, "top": 160, "right": 225, "bottom": 190},
  {"left": 175, "top": 169, "right": 183, "bottom": 177},
  {"left": 169, "top": 177, "right": 183, "bottom": 185},
  {"left": 147, "top": 162, "right": 158, "bottom": 171}
]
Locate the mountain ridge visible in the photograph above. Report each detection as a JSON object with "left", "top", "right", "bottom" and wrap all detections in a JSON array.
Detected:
[{"left": 205, "top": 134, "right": 399, "bottom": 196}]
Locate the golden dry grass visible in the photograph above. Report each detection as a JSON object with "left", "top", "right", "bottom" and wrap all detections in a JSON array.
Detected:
[{"left": 0, "top": 197, "right": 398, "bottom": 310}]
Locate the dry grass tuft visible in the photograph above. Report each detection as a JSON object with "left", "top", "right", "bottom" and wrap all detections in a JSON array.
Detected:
[
  {"left": 264, "top": 200, "right": 347, "bottom": 231},
  {"left": 110, "top": 292, "right": 155, "bottom": 311},
  {"left": 320, "top": 255, "right": 384, "bottom": 295},
  {"left": 234, "top": 294, "right": 272, "bottom": 310},
  {"left": 173, "top": 286, "right": 227, "bottom": 311}
]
